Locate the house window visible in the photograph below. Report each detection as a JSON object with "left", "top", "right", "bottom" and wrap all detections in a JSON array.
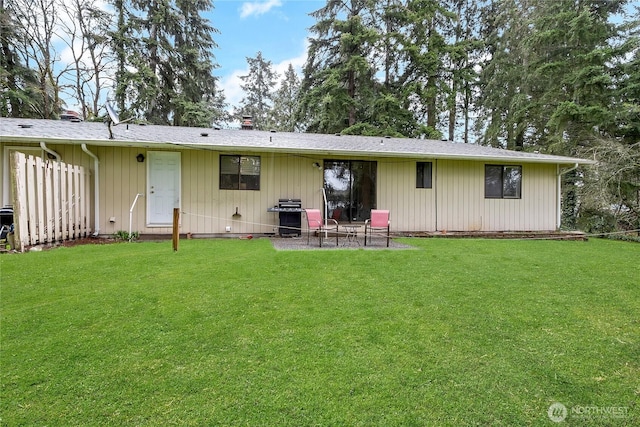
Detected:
[
  {"left": 220, "top": 155, "right": 260, "bottom": 190},
  {"left": 485, "top": 165, "right": 522, "bottom": 199},
  {"left": 416, "top": 162, "right": 433, "bottom": 189}
]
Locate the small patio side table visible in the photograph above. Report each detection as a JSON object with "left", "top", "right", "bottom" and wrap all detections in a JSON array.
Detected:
[{"left": 342, "top": 225, "right": 362, "bottom": 246}]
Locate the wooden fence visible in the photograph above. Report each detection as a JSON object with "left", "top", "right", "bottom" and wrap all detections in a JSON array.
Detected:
[{"left": 10, "top": 151, "right": 91, "bottom": 251}]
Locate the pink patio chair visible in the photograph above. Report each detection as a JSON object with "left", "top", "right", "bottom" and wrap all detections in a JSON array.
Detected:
[
  {"left": 304, "top": 209, "right": 339, "bottom": 247},
  {"left": 364, "top": 209, "right": 390, "bottom": 247}
]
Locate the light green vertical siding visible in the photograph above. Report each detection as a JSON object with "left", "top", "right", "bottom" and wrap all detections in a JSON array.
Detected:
[
  {"left": 377, "top": 159, "right": 436, "bottom": 232},
  {"left": 1, "top": 142, "right": 560, "bottom": 235},
  {"left": 436, "top": 160, "right": 557, "bottom": 231}
]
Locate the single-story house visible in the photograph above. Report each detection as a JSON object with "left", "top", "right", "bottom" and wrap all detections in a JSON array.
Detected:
[{"left": 1, "top": 118, "right": 594, "bottom": 239}]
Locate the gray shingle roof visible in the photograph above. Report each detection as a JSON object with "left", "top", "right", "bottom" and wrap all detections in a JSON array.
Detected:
[{"left": 0, "top": 118, "right": 594, "bottom": 164}]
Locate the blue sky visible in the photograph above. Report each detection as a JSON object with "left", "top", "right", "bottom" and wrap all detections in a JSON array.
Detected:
[{"left": 207, "top": 1, "right": 325, "bottom": 108}]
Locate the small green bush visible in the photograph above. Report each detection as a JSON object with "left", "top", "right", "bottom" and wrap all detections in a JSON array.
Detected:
[
  {"left": 112, "top": 230, "right": 139, "bottom": 241},
  {"left": 576, "top": 208, "right": 617, "bottom": 234}
]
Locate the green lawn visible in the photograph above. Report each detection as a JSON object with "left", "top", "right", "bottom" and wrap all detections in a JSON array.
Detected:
[{"left": 1, "top": 238, "right": 638, "bottom": 425}]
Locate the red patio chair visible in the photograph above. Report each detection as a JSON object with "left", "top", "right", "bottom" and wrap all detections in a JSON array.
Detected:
[
  {"left": 304, "top": 209, "right": 339, "bottom": 247},
  {"left": 364, "top": 209, "right": 390, "bottom": 247}
]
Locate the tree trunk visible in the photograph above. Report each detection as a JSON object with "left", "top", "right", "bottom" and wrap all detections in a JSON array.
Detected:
[
  {"left": 448, "top": 77, "right": 456, "bottom": 141},
  {"left": 426, "top": 17, "right": 437, "bottom": 131},
  {"left": 426, "top": 75, "right": 437, "bottom": 130},
  {"left": 463, "top": 85, "right": 470, "bottom": 144},
  {"left": 348, "top": 69, "right": 356, "bottom": 126},
  {"left": 115, "top": 0, "right": 126, "bottom": 113}
]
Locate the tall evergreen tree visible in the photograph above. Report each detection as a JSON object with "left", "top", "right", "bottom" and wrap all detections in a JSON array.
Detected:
[
  {"left": 112, "top": 0, "right": 129, "bottom": 114},
  {"left": 475, "top": 0, "right": 533, "bottom": 149},
  {"left": 236, "top": 51, "right": 277, "bottom": 131},
  {"left": 395, "top": 0, "right": 456, "bottom": 137},
  {"left": 375, "top": 0, "right": 404, "bottom": 90},
  {"left": 269, "top": 63, "right": 300, "bottom": 132},
  {"left": 476, "top": 0, "right": 634, "bottom": 151},
  {"left": 360, "top": 0, "right": 426, "bottom": 138},
  {"left": 112, "top": 0, "right": 222, "bottom": 126},
  {"left": 169, "top": 0, "right": 221, "bottom": 127},
  {"left": 299, "top": 0, "right": 466, "bottom": 138},
  {"left": 443, "top": 0, "right": 482, "bottom": 143},
  {"left": 298, "top": 0, "right": 379, "bottom": 134}
]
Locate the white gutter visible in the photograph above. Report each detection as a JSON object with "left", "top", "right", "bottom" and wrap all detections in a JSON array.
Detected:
[
  {"left": 557, "top": 163, "right": 579, "bottom": 229},
  {"left": 40, "top": 142, "right": 61, "bottom": 161},
  {"left": 81, "top": 144, "right": 100, "bottom": 236}
]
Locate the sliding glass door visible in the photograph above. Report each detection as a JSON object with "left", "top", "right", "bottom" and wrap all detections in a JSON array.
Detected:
[{"left": 323, "top": 160, "right": 377, "bottom": 222}]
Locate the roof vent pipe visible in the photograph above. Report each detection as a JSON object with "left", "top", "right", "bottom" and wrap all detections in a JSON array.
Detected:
[{"left": 81, "top": 144, "right": 100, "bottom": 236}]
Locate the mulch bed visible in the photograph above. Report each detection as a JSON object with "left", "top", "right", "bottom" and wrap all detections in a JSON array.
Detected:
[{"left": 58, "top": 237, "right": 117, "bottom": 247}]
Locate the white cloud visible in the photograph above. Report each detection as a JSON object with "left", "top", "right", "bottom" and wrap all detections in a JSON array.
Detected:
[
  {"left": 239, "top": 0, "right": 283, "bottom": 19},
  {"left": 220, "top": 69, "right": 248, "bottom": 112}
]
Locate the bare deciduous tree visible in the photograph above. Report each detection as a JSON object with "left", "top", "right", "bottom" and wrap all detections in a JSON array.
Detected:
[
  {"left": 58, "top": 0, "right": 114, "bottom": 119},
  {"left": 8, "top": 0, "right": 63, "bottom": 118}
]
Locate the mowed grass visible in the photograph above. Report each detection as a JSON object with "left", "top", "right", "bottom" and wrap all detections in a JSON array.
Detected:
[{"left": 1, "top": 238, "right": 638, "bottom": 425}]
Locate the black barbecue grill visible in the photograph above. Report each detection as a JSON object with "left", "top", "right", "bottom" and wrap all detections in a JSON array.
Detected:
[{"left": 268, "top": 199, "right": 303, "bottom": 237}]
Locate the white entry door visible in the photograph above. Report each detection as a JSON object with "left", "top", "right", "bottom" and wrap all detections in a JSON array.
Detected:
[{"left": 147, "top": 151, "right": 181, "bottom": 225}]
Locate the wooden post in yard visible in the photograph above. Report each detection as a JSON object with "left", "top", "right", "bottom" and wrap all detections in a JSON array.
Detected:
[{"left": 172, "top": 208, "right": 179, "bottom": 252}]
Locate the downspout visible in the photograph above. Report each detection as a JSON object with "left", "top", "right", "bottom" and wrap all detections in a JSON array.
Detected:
[
  {"left": 557, "top": 163, "right": 578, "bottom": 229},
  {"left": 81, "top": 144, "right": 100, "bottom": 236},
  {"left": 434, "top": 159, "right": 438, "bottom": 232},
  {"left": 40, "top": 142, "right": 61, "bottom": 161}
]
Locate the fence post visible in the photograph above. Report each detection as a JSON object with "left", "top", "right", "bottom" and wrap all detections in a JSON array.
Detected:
[
  {"left": 172, "top": 208, "right": 180, "bottom": 252},
  {"left": 10, "top": 152, "right": 26, "bottom": 252}
]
